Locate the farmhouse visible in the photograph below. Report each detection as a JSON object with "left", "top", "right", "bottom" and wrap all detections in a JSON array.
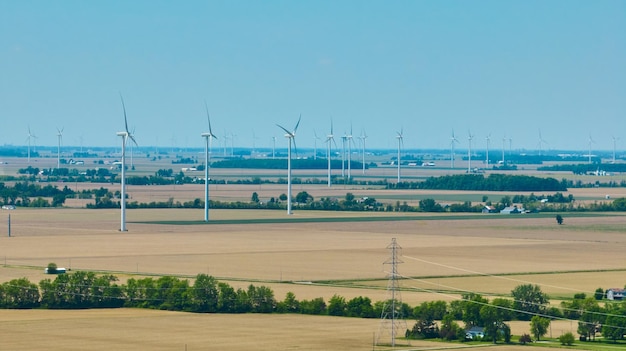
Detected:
[
  {"left": 500, "top": 206, "right": 524, "bottom": 214},
  {"left": 482, "top": 205, "right": 497, "bottom": 213},
  {"left": 606, "top": 288, "right": 626, "bottom": 301}
]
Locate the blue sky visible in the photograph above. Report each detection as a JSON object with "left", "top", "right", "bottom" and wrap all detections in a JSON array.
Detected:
[{"left": 1, "top": 0, "right": 624, "bottom": 152}]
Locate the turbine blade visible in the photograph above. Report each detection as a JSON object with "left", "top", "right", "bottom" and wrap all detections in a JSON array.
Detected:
[
  {"left": 293, "top": 114, "right": 301, "bottom": 133},
  {"left": 119, "top": 93, "right": 130, "bottom": 134},
  {"left": 276, "top": 124, "right": 292, "bottom": 136}
]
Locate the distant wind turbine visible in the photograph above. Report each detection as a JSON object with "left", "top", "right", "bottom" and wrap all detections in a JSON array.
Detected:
[
  {"left": 201, "top": 102, "right": 218, "bottom": 222},
  {"left": 313, "top": 130, "right": 320, "bottom": 160},
  {"left": 271, "top": 136, "right": 276, "bottom": 159},
  {"left": 501, "top": 135, "right": 507, "bottom": 165},
  {"left": 467, "top": 131, "right": 474, "bottom": 173},
  {"left": 56, "top": 127, "right": 64, "bottom": 169},
  {"left": 341, "top": 132, "right": 347, "bottom": 178},
  {"left": 26, "top": 126, "right": 36, "bottom": 164},
  {"left": 326, "top": 119, "right": 337, "bottom": 187},
  {"left": 538, "top": 130, "right": 547, "bottom": 156},
  {"left": 359, "top": 129, "right": 368, "bottom": 175},
  {"left": 276, "top": 114, "right": 301, "bottom": 215},
  {"left": 588, "top": 134, "right": 596, "bottom": 164},
  {"left": 272, "top": 137, "right": 276, "bottom": 160},
  {"left": 612, "top": 136, "right": 619, "bottom": 163},
  {"left": 346, "top": 125, "right": 354, "bottom": 179},
  {"left": 485, "top": 133, "right": 491, "bottom": 168},
  {"left": 450, "top": 130, "right": 459, "bottom": 168},
  {"left": 116, "top": 94, "right": 138, "bottom": 232},
  {"left": 396, "top": 129, "right": 403, "bottom": 183}
]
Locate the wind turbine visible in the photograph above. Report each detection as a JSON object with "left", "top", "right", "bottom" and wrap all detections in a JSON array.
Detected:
[
  {"left": 396, "top": 129, "right": 403, "bottom": 183},
  {"left": 359, "top": 129, "right": 368, "bottom": 175},
  {"left": 588, "top": 134, "right": 596, "bottom": 164},
  {"left": 485, "top": 133, "right": 491, "bottom": 168},
  {"left": 538, "top": 130, "right": 547, "bottom": 156},
  {"left": 276, "top": 114, "right": 301, "bottom": 215},
  {"left": 501, "top": 135, "right": 507, "bottom": 165},
  {"left": 450, "top": 130, "right": 459, "bottom": 168},
  {"left": 340, "top": 132, "right": 347, "bottom": 178},
  {"left": 201, "top": 102, "right": 217, "bottom": 222},
  {"left": 467, "top": 131, "right": 474, "bottom": 173},
  {"left": 26, "top": 126, "right": 36, "bottom": 164},
  {"left": 612, "top": 136, "right": 619, "bottom": 163},
  {"left": 116, "top": 94, "right": 137, "bottom": 232},
  {"left": 56, "top": 127, "right": 64, "bottom": 169},
  {"left": 326, "top": 119, "right": 337, "bottom": 187},
  {"left": 313, "top": 130, "right": 320, "bottom": 160},
  {"left": 346, "top": 125, "right": 354, "bottom": 179},
  {"left": 271, "top": 136, "right": 276, "bottom": 159}
]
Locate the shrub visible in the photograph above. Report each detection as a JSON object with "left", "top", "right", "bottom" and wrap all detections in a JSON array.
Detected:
[
  {"left": 47, "top": 262, "right": 58, "bottom": 273},
  {"left": 519, "top": 334, "right": 532, "bottom": 345},
  {"left": 559, "top": 332, "right": 575, "bottom": 346}
]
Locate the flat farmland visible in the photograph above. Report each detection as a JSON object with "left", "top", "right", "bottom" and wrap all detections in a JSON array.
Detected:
[{"left": 1, "top": 205, "right": 626, "bottom": 350}]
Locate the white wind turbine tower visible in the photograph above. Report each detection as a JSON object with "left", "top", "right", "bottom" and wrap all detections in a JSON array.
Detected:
[
  {"left": 116, "top": 94, "right": 137, "bottom": 232},
  {"left": 612, "top": 136, "right": 619, "bottom": 163},
  {"left": 485, "top": 133, "right": 491, "bottom": 168},
  {"left": 272, "top": 136, "right": 276, "bottom": 159},
  {"left": 588, "top": 134, "right": 596, "bottom": 164},
  {"left": 501, "top": 135, "right": 506, "bottom": 165},
  {"left": 313, "top": 130, "right": 320, "bottom": 160},
  {"left": 359, "top": 129, "right": 368, "bottom": 175},
  {"left": 396, "top": 129, "right": 403, "bottom": 183},
  {"left": 277, "top": 115, "right": 301, "bottom": 215},
  {"left": 201, "top": 102, "right": 217, "bottom": 222},
  {"left": 467, "top": 131, "right": 474, "bottom": 173},
  {"left": 56, "top": 127, "right": 64, "bottom": 169},
  {"left": 341, "top": 132, "right": 347, "bottom": 178},
  {"left": 326, "top": 120, "right": 337, "bottom": 187},
  {"left": 538, "top": 130, "right": 547, "bottom": 156},
  {"left": 450, "top": 130, "right": 459, "bottom": 168},
  {"left": 26, "top": 126, "right": 36, "bottom": 164},
  {"left": 346, "top": 125, "right": 354, "bottom": 179}
]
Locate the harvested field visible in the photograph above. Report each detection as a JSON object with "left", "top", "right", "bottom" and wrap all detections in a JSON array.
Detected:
[
  {"left": 1, "top": 196, "right": 626, "bottom": 349},
  {"left": 0, "top": 309, "right": 578, "bottom": 351}
]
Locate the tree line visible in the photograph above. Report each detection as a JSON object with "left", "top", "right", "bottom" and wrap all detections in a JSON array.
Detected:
[
  {"left": 4, "top": 272, "right": 625, "bottom": 344},
  {"left": 391, "top": 174, "right": 567, "bottom": 192}
]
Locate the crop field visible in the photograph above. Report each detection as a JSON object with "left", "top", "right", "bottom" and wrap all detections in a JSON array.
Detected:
[
  {"left": 1, "top": 201, "right": 626, "bottom": 350},
  {"left": 1, "top": 156, "right": 626, "bottom": 350}
]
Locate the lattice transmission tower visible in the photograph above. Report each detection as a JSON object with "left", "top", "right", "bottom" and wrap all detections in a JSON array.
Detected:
[{"left": 376, "top": 237, "right": 408, "bottom": 348}]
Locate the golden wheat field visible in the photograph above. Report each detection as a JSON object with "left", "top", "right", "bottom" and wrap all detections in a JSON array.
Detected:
[{"left": 0, "top": 196, "right": 625, "bottom": 350}]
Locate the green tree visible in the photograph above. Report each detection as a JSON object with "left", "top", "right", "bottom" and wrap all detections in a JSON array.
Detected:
[
  {"left": 439, "top": 313, "right": 462, "bottom": 340},
  {"left": 511, "top": 284, "right": 549, "bottom": 320},
  {"left": 602, "top": 304, "right": 626, "bottom": 342},
  {"left": 346, "top": 296, "right": 375, "bottom": 318},
  {"left": 251, "top": 192, "right": 259, "bottom": 203},
  {"left": 460, "top": 293, "right": 489, "bottom": 327},
  {"left": 556, "top": 214, "right": 563, "bottom": 225},
  {"left": 530, "top": 316, "right": 550, "bottom": 341},
  {"left": 419, "top": 198, "right": 442, "bottom": 212},
  {"left": 328, "top": 294, "right": 347, "bottom": 316},
  {"left": 190, "top": 274, "right": 219, "bottom": 312},
  {"left": 276, "top": 291, "right": 299, "bottom": 313},
  {"left": 594, "top": 287, "right": 605, "bottom": 300},
  {"left": 295, "top": 191, "right": 313, "bottom": 204},
  {"left": 0, "top": 278, "right": 40, "bottom": 308},
  {"left": 247, "top": 285, "right": 275, "bottom": 313}
]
